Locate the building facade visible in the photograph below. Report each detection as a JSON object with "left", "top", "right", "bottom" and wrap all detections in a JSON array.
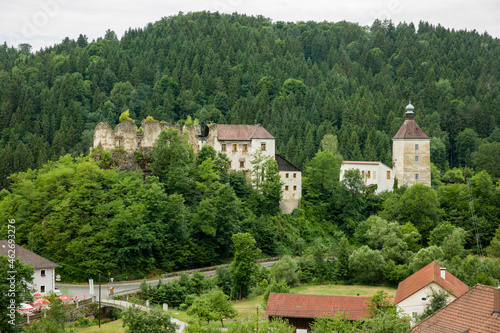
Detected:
[
  {"left": 392, "top": 103, "right": 431, "bottom": 187},
  {"left": 340, "top": 161, "right": 394, "bottom": 193},
  {"left": 0, "top": 240, "right": 59, "bottom": 296}
]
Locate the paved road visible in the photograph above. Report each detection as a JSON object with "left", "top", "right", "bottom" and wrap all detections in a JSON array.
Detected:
[{"left": 56, "top": 260, "right": 276, "bottom": 301}]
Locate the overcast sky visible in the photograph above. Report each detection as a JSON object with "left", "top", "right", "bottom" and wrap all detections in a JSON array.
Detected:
[{"left": 1, "top": 0, "right": 499, "bottom": 51}]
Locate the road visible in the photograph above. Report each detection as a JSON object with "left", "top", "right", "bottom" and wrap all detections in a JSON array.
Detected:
[{"left": 56, "top": 260, "right": 276, "bottom": 301}]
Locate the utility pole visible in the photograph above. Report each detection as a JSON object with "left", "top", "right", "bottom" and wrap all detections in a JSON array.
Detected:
[
  {"left": 256, "top": 307, "right": 259, "bottom": 331},
  {"left": 99, "top": 273, "right": 101, "bottom": 328}
]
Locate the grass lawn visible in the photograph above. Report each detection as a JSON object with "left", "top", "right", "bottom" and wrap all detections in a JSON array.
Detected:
[{"left": 74, "top": 319, "right": 125, "bottom": 332}]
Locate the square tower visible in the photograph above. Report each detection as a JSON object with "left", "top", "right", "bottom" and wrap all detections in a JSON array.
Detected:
[{"left": 392, "top": 102, "right": 431, "bottom": 187}]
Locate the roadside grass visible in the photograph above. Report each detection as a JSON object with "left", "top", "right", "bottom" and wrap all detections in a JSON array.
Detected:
[{"left": 74, "top": 319, "right": 125, "bottom": 332}]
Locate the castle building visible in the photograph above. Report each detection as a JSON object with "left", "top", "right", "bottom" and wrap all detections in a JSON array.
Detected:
[
  {"left": 340, "top": 102, "right": 431, "bottom": 192},
  {"left": 340, "top": 161, "right": 394, "bottom": 192},
  {"left": 93, "top": 121, "right": 301, "bottom": 214},
  {"left": 392, "top": 102, "right": 431, "bottom": 187}
]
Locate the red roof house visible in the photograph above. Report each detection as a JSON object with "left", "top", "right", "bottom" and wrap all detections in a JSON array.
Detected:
[
  {"left": 412, "top": 284, "right": 500, "bottom": 333},
  {"left": 395, "top": 262, "right": 469, "bottom": 320},
  {"left": 266, "top": 293, "right": 371, "bottom": 331}
]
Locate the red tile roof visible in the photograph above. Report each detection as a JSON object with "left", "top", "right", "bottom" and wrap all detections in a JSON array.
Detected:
[
  {"left": 395, "top": 262, "right": 468, "bottom": 304},
  {"left": 412, "top": 284, "right": 500, "bottom": 333},
  {"left": 211, "top": 124, "right": 275, "bottom": 141},
  {"left": 0, "top": 240, "right": 59, "bottom": 269},
  {"left": 266, "top": 293, "right": 371, "bottom": 320},
  {"left": 392, "top": 117, "right": 429, "bottom": 139}
]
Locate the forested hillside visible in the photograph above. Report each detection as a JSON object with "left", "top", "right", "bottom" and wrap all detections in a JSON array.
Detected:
[
  {"left": 0, "top": 11, "right": 499, "bottom": 187},
  {"left": 1, "top": 12, "right": 500, "bottom": 286}
]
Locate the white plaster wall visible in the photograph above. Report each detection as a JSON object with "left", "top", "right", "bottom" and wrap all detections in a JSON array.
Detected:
[
  {"left": 280, "top": 170, "right": 301, "bottom": 214},
  {"left": 250, "top": 138, "right": 275, "bottom": 160},
  {"left": 393, "top": 138, "right": 431, "bottom": 187},
  {"left": 340, "top": 163, "right": 394, "bottom": 193},
  {"left": 220, "top": 140, "right": 252, "bottom": 171},
  {"left": 32, "top": 268, "right": 56, "bottom": 296},
  {"left": 397, "top": 283, "right": 455, "bottom": 320}
]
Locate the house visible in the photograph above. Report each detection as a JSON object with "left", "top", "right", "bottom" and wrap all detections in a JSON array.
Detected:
[
  {"left": 266, "top": 293, "right": 371, "bottom": 332},
  {"left": 395, "top": 262, "right": 468, "bottom": 320},
  {"left": 411, "top": 284, "right": 500, "bottom": 333},
  {"left": 339, "top": 102, "right": 431, "bottom": 191},
  {"left": 275, "top": 154, "right": 302, "bottom": 214},
  {"left": 392, "top": 102, "right": 431, "bottom": 187},
  {"left": 340, "top": 161, "right": 394, "bottom": 193},
  {"left": 0, "top": 240, "right": 59, "bottom": 296},
  {"left": 199, "top": 123, "right": 275, "bottom": 172}
]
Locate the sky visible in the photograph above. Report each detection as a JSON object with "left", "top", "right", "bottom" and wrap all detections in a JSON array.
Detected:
[{"left": 1, "top": 0, "right": 499, "bottom": 51}]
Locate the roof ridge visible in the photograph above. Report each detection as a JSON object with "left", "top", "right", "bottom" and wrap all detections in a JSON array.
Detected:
[{"left": 249, "top": 124, "right": 260, "bottom": 139}]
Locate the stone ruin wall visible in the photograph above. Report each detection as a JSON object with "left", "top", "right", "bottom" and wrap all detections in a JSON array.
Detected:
[{"left": 93, "top": 120, "right": 201, "bottom": 154}]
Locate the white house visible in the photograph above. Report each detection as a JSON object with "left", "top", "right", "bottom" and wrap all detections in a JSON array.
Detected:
[
  {"left": 199, "top": 124, "right": 276, "bottom": 172},
  {"left": 0, "top": 240, "right": 59, "bottom": 297},
  {"left": 340, "top": 161, "right": 394, "bottom": 193},
  {"left": 395, "top": 261, "right": 468, "bottom": 321}
]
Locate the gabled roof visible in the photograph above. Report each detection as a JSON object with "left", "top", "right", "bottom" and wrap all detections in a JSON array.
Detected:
[
  {"left": 395, "top": 262, "right": 468, "bottom": 304},
  {"left": 412, "top": 284, "right": 500, "bottom": 333},
  {"left": 266, "top": 293, "right": 370, "bottom": 320},
  {"left": 392, "top": 118, "right": 429, "bottom": 139},
  {"left": 0, "top": 240, "right": 59, "bottom": 269},
  {"left": 209, "top": 124, "right": 275, "bottom": 141},
  {"left": 275, "top": 154, "right": 301, "bottom": 172}
]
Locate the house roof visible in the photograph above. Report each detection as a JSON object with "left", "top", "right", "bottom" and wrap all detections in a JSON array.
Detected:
[
  {"left": 343, "top": 161, "right": 381, "bottom": 165},
  {"left": 411, "top": 284, "right": 500, "bottom": 333},
  {"left": 209, "top": 124, "right": 275, "bottom": 141},
  {"left": 395, "top": 262, "right": 468, "bottom": 304},
  {"left": 275, "top": 154, "right": 301, "bottom": 172},
  {"left": 266, "top": 293, "right": 371, "bottom": 320},
  {"left": 0, "top": 240, "right": 59, "bottom": 269},
  {"left": 392, "top": 116, "right": 429, "bottom": 140}
]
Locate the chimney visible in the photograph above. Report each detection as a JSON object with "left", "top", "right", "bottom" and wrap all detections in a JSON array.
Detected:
[
  {"left": 440, "top": 267, "right": 446, "bottom": 280},
  {"left": 494, "top": 287, "right": 500, "bottom": 315}
]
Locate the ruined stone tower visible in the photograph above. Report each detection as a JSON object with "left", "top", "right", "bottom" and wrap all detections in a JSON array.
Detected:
[{"left": 392, "top": 102, "right": 431, "bottom": 187}]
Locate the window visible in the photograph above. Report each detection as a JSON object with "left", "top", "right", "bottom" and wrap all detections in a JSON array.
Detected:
[
  {"left": 412, "top": 312, "right": 418, "bottom": 318},
  {"left": 115, "top": 139, "right": 121, "bottom": 147},
  {"left": 415, "top": 173, "right": 419, "bottom": 180},
  {"left": 286, "top": 173, "right": 289, "bottom": 178},
  {"left": 293, "top": 173, "right": 296, "bottom": 178},
  {"left": 285, "top": 185, "right": 289, "bottom": 191},
  {"left": 233, "top": 144, "right": 238, "bottom": 152},
  {"left": 415, "top": 144, "right": 419, "bottom": 150},
  {"left": 41, "top": 269, "right": 46, "bottom": 277},
  {"left": 415, "top": 155, "right": 419, "bottom": 162},
  {"left": 373, "top": 171, "right": 376, "bottom": 179},
  {"left": 386, "top": 171, "right": 391, "bottom": 179},
  {"left": 261, "top": 143, "right": 266, "bottom": 151},
  {"left": 240, "top": 161, "right": 244, "bottom": 168},
  {"left": 361, "top": 171, "right": 365, "bottom": 178},
  {"left": 421, "top": 296, "right": 427, "bottom": 302},
  {"left": 221, "top": 143, "right": 226, "bottom": 152},
  {"left": 40, "top": 286, "right": 45, "bottom": 293},
  {"left": 367, "top": 171, "right": 371, "bottom": 179},
  {"left": 293, "top": 185, "right": 297, "bottom": 191},
  {"left": 243, "top": 144, "right": 248, "bottom": 152}
]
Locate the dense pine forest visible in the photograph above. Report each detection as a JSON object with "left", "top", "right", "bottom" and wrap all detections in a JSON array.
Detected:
[{"left": 1, "top": 12, "right": 500, "bottom": 287}]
